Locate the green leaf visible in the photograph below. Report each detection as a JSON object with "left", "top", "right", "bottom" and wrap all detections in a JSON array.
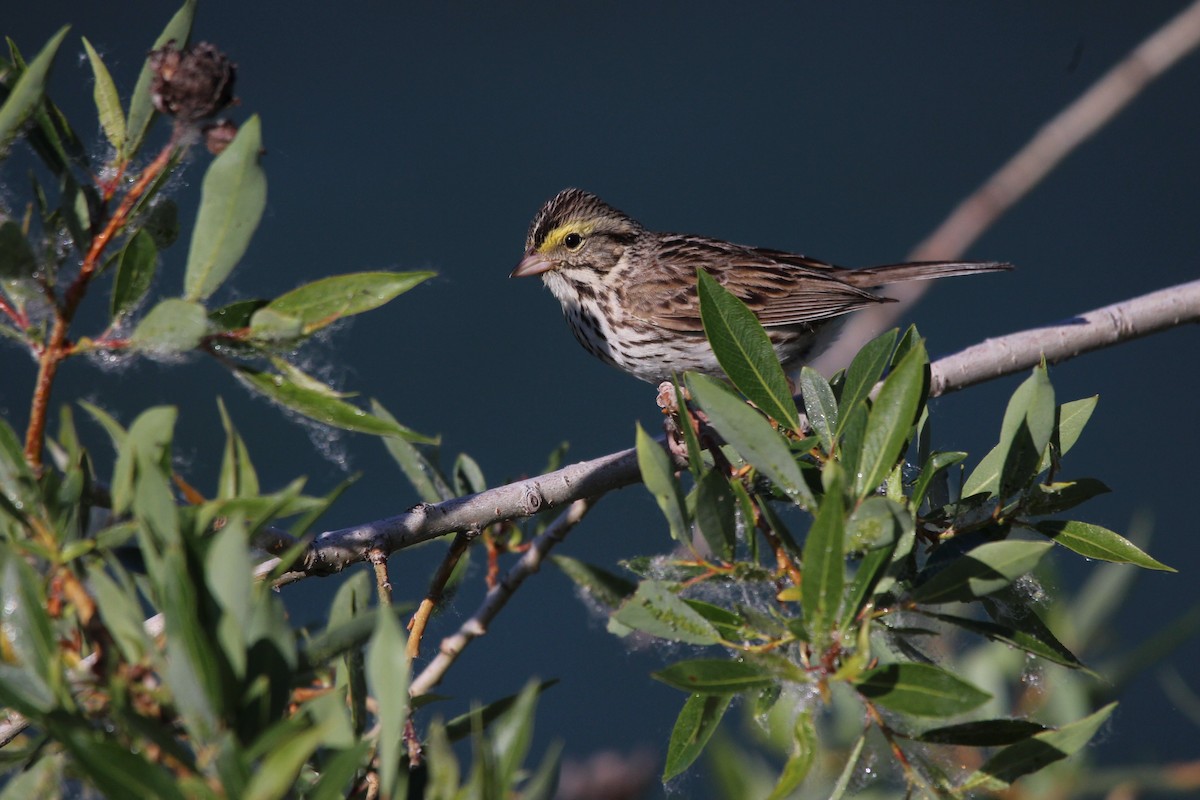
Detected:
[
  {"left": 842, "top": 544, "right": 894, "bottom": 629},
  {"left": 0, "top": 417, "right": 38, "bottom": 524},
  {"left": 81, "top": 38, "right": 125, "bottom": 149},
  {"left": 827, "top": 733, "right": 866, "bottom": 800},
  {"left": 365, "top": 600, "right": 410, "bottom": 799},
  {"left": 88, "top": 564, "right": 152, "bottom": 664},
  {"left": 853, "top": 662, "right": 991, "bottom": 717},
  {"left": 674, "top": 380, "right": 705, "bottom": 479},
  {"left": 0, "top": 221, "right": 37, "bottom": 278},
  {"left": 1055, "top": 396, "right": 1098, "bottom": 458},
  {"left": 798, "top": 367, "right": 837, "bottom": 451},
  {"left": 963, "top": 703, "right": 1116, "bottom": 791},
  {"left": 801, "top": 464, "right": 844, "bottom": 637},
  {"left": 636, "top": 423, "right": 688, "bottom": 542},
  {"left": 653, "top": 659, "right": 777, "bottom": 693},
  {"left": 687, "top": 373, "right": 813, "bottom": 508},
  {"left": 845, "top": 496, "right": 906, "bottom": 553},
  {"left": 915, "top": 719, "right": 1048, "bottom": 746},
  {"left": 611, "top": 581, "right": 719, "bottom": 644},
  {"left": 765, "top": 712, "right": 816, "bottom": 800},
  {"left": 910, "top": 451, "right": 967, "bottom": 510},
  {"left": 124, "top": 0, "right": 196, "bottom": 158},
  {"left": 110, "top": 229, "right": 158, "bottom": 319},
  {"left": 130, "top": 298, "right": 208, "bottom": 352},
  {"left": 663, "top": 693, "right": 732, "bottom": 782},
  {"left": 694, "top": 469, "right": 736, "bottom": 560},
  {"left": 371, "top": 400, "right": 453, "bottom": 502},
  {"left": 836, "top": 328, "right": 897, "bottom": 433},
  {"left": 933, "top": 609, "right": 1084, "bottom": 670},
  {"left": 58, "top": 728, "right": 186, "bottom": 800},
  {"left": 1033, "top": 520, "right": 1174, "bottom": 571},
  {"left": 235, "top": 365, "right": 434, "bottom": 441},
  {"left": 0, "top": 26, "right": 69, "bottom": 155},
  {"left": 963, "top": 365, "right": 1055, "bottom": 498},
  {"left": 251, "top": 271, "right": 434, "bottom": 337},
  {"left": 1023, "top": 478, "right": 1110, "bottom": 515},
  {"left": 697, "top": 268, "right": 799, "bottom": 430},
  {"left": 442, "top": 680, "right": 558, "bottom": 743},
  {"left": 184, "top": 115, "right": 267, "bottom": 301},
  {"left": 912, "top": 540, "right": 1054, "bottom": 604},
  {"left": 855, "top": 338, "right": 927, "bottom": 497},
  {"left": 452, "top": 452, "right": 487, "bottom": 495},
  {"left": 551, "top": 555, "right": 635, "bottom": 609}
]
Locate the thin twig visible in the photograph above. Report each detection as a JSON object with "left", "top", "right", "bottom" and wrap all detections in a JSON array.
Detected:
[
  {"left": 408, "top": 497, "right": 596, "bottom": 697},
  {"left": 406, "top": 530, "right": 474, "bottom": 659},
  {"left": 812, "top": 0, "right": 1200, "bottom": 374}
]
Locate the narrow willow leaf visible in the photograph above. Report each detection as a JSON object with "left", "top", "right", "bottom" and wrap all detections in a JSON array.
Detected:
[
  {"left": 766, "top": 712, "right": 816, "bottom": 800},
  {"left": 801, "top": 465, "right": 844, "bottom": 638},
  {"left": 799, "top": 366, "right": 837, "bottom": 451},
  {"left": 674, "top": 381, "right": 705, "bottom": 479},
  {"left": 82, "top": 38, "right": 125, "bottom": 149},
  {"left": 842, "top": 544, "right": 894, "bottom": 630},
  {"left": 252, "top": 271, "right": 434, "bottom": 337},
  {"left": 853, "top": 662, "right": 991, "bottom": 717},
  {"left": 836, "top": 400, "right": 867, "bottom": 487},
  {"left": 1033, "top": 520, "right": 1174, "bottom": 571},
  {"left": 124, "top": 0, "right": 196, "bottom": 158},
  {"left": 0, "top": 221, "right": 37, "bottom": 278},
  {"left": 910, "top": 451, "right": 967, "bottom": 510},
  {"left": 452, "top": 452, "right": 486, "bottom": 495},
  {"left": 827, "top": 733, "right": 867, "bottom": 800},
  {"left": 663, "top": 693, "right": 732, "bottom": 781},
  {"left": 694, "top": 469, "right": 736, "bottom": 560},
  {"left": 130, "top": 298, "right": 207, "bottom": 352},
  {"left": 184, "top": 116, "right": 267, "bottom": 301},
  {"left": 0, "top": 26, "right": 69, "bottom": 154},
  {"left": 912, "top": 540, "right": 1053, "bottom": 604},
  {"left": 933, "top": 610, "right": 1084, "bottom": 670},
  {"left": 371, "top": 400, "right": 452, "bottom": 503},
  {"left": 915, "top": 719, "right": 1048, "bottom": 746},
  {"left": 963, "top": 365, "right": 1055, "bottom": 498},
  {"left": 550, "top": 555, "right": 635, "bottom": 609},
  {"left": 687, "top": 373, "right": 813, "bottom": 507},
  {"left": 1055, "top": 396, "right": 1098, "bottom": 458},
  {"left": 963, "top": 703, "right": 1116, "bottom": 791},
  {"left": 442, "top": 680, "right": 558, "bottom": 743},
  {"left": 59, "top": 729, "right": 187, "bottom": 800},
  {"left": 235, "top": 366, "right": 434, "bottom": 441},
  {"left": 837, "top": 328, "right": 897, "bottom": 433},
  {"left": 653, "top": 659, "right": 777, "bottom": 693},
  {"left": 110, "top": 229, "right": 158, "bottom": 319},
  {"left": 856, "top": 339, "right": 926, "bottom": 497},
  {"left": 365, "top": 603, "right": 409, "bottom": 799},
  {"left": 0, "top": 417, "right": 38, "bottom": 523},
  {"left": 696, "top": 269, "right": 799, "bottom": 430},
  {"left": 1024, "top": 478, "right": 1110, "bottom": 515},
  {"left": 611, "top": 581, "right": 719, "bottom": 645},
  {"left": 636, "top": 423, "right": 688, "bottom": 542}
]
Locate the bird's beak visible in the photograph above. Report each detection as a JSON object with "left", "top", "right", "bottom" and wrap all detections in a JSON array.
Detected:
[{"left": 510, "top": 251, "right": 554, "bottom": 278}]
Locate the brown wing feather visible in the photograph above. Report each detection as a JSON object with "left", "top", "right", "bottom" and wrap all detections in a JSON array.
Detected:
[{"left": 623, "top": 235, "right": 887, "bottom": 332}]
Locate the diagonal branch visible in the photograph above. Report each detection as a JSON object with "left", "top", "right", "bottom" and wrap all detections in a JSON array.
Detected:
[
  {"left": 268, "top": 278, "right": 1200, "bottom": 586},
  {"left": 812, "top": 0, "right": 1200, "bottom": 374}
]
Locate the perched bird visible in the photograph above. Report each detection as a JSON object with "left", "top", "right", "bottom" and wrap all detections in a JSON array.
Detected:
[{"left": 512, "top": 188, "right": 1010, "bottom": 383}]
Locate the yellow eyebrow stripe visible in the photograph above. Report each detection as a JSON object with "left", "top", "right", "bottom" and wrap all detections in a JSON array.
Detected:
[{"left": 538, "top": 222, "right": 595, "bottom": 253}]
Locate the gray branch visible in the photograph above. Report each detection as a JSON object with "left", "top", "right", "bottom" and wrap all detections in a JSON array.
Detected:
[{"left": 266, "top": 277, "right": 1200, "bottom": 586}]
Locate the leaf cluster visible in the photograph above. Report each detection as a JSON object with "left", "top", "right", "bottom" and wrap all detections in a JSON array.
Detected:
[{"left": 555, "top": 271, "right": 1170, "bottom": 795}]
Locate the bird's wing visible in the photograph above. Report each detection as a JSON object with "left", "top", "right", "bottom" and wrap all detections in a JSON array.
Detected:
[{"left": 623, "top": 237, "right": 888, "bottom": 333}]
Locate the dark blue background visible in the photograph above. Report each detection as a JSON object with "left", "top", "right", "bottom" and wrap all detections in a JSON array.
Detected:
[{"left": 5, "top": 2, "right": 1200, "bottom": 794}]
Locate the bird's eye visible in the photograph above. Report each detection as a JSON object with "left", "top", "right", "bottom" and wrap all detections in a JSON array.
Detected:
[{"left": 563, "top": 232, "right": 584, "bottom": 250}]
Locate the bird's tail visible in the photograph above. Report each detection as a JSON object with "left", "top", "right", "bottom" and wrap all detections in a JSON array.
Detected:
[{"left": 845, "top": 260, "right": 1012, "bottom": 287}]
